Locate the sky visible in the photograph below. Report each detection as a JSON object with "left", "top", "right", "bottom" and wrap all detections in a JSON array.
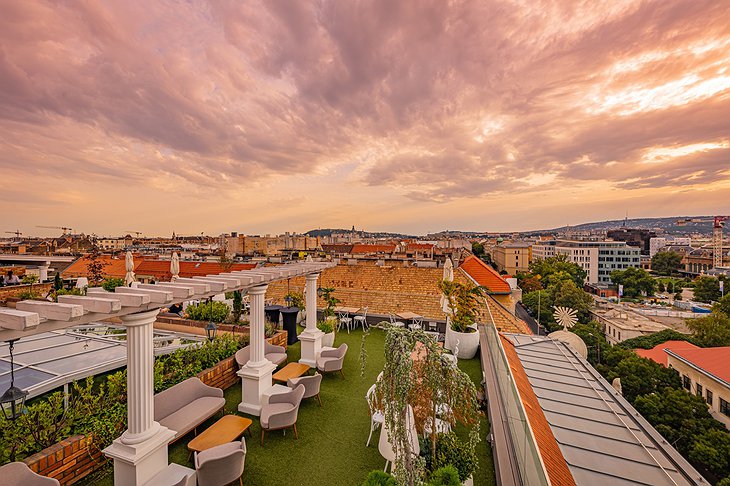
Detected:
[{"left": 1, "top": 0, "right": 729, "bottom": 238}]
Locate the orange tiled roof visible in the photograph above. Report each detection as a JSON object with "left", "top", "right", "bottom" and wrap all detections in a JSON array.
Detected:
[
  {"left": 634, "top": 340, "right": 699, "bottom": 367},
  {"left": 62, "top": 255, "right": 143, "bottom": 279},
  {"left": 668, "top": 346, "right": 730, "bottom": 383},
  {"left": 459, "top": 255, "right": 511, "bottom": 294},
  {"left": 500, "top": 334, "right": 577, "bottom": 486},
  {"left": 350, "top": 244, "right": 396, "bottom": 254},
  {"left": 135, "top": 261, "right": 257, "bottom": 280},
  {"left": 405, "top": 243, "right": 435, "bottom": 251}
]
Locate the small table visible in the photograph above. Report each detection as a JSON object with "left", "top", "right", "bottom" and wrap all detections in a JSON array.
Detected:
[
  {"left": 264, "top": 305, "right": 283, "bottom": 325},
  {"left": 273, "top": 362, "right": 310, "bottom": 383},
  {"left": 280, "top": 307, "right": 300, "bottom": 345},
  {"left": 187, "top": 415, "right": 252, "bottom": 455},
  {"left": 396, "top": 311, "right": 423, "bottom": 321},
  {"left": 335, "top": 306, "right": 361, "bottom": 314}
]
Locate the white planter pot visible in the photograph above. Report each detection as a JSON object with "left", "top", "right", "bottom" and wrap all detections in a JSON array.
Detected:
[
  {"left": 322, "top": 332, "right": 335, "bottom": 347},
  {"left": 463, "top": 475, "right": 473, "bottom": 486},
  {"left": 446, "top": 326, "right": 479, "bottom": 359},
  {"left": 296, "top": 310, "right": 303, "bottom": 324}
]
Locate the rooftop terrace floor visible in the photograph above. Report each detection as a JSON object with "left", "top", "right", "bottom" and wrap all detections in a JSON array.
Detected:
[{"left": 80, "top": 327, "right": 495, "bottom": 485}]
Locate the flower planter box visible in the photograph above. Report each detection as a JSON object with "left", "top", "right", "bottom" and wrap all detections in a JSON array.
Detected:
[{"left": 155, "top": 316, "right": 287, "bottom": 348}]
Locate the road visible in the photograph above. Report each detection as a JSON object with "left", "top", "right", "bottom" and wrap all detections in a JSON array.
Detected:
[{"left": 515, "top": 301, "right": 548, "bottom": 336}]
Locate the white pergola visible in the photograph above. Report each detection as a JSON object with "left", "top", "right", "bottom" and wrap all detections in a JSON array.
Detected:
[{"left": 0, "top": 261, "right": 333, "bottom": 485}]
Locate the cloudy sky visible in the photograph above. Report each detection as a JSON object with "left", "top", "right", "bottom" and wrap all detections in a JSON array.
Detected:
[{"left": 1, "top": 0, "right": 729, "bottom": 237}]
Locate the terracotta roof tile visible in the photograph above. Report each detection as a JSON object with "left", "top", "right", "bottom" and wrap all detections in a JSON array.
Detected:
[
  {"left": 405, "top": 243, "right": 435, "bottom": 251},
  {"left": 350, "top": 244, "right": 396, "bottom": 254},
  {"left": 634, "top": 340, "right": 699, "bottom": 367},
  {"left": 499, "top": 334, "right": 576, "bottom": 486},
  {"left": 62, "top": 255, "right": 143, "bottom": 279},
  {"left": 459, "top": 255, "right": 511, "bottom": 294},
  {"left": 668, "top": 346, "right": 730, "bottom": 383},
  {"left": 135, "top": 261, "right": 257, "bottom": 280}
]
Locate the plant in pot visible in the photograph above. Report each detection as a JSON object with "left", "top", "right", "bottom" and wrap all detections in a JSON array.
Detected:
[
  {"left": 438, "top": 280, "right": 484, "bottom": 359},
  {"left": 318, "top": 286, "right": 340, "bottom": 328},
  {"left": 426, "top": 432, "right": 478, "bottom": 485},
  {"left": 317, "top": 319, "right": 336, "bottom": 347}
]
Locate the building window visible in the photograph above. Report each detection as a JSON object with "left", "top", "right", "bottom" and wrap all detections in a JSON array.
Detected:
[
  {"left": 696, "top": 383, "right": 703, "bottom": 397},
  {"left": 721, "top": 398, "right": 730, "bottom": 417},
  {"left": 682, "top": 375, "right": 691, "bottom": 390},
  {"left": 618, "top": 331, "right": 621, "bottom": 340},
  {"left": 706, "top": 389, "right": 713, "bottom": 406}
]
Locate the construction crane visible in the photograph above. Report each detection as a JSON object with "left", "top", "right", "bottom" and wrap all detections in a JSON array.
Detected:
[
  {"left": 4, "top": 230, "right": 22, "bottom": 238},
  {"left": 126, "top": 231, "right": 143, "bottom": 237},
  {"left": 37, "top": 225, "right": 73, "bottom": 235},
  {"left": 676, "top": 216, "right": 729, "bottom": 268}
]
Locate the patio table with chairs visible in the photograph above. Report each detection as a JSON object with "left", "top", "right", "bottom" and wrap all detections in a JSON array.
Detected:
[{"left": 395, "top": 311, "right": 424, "bottom": 330}]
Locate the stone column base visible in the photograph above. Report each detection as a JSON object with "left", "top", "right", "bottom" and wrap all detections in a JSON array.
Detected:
[
  {"left": 238, "top": 361, "right": 277, "bottom": 416},
  {"left": 299, "top": 328, "right": 324, "bottom": 367},
  {"left": 103, "top": 425, "right": 175, "bottom": 486}
]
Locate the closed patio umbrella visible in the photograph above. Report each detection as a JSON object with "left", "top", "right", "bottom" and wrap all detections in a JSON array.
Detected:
[
  {"left": 440, "top": 257, "right": 454, "bottom": 314},
  {"left": 124, "top": 251, "right": 135, "bottom": 286},
  {"left": 171, "top": 252, "right": 180, "bottom": 281}
]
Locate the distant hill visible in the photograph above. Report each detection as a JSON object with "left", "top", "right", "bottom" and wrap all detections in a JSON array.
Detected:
[
  {"left": 530, "top": 216, "right": 716, "bottom": 235},
  {"left": 305, "top": 228, "right": 415, "bottom": 238}
]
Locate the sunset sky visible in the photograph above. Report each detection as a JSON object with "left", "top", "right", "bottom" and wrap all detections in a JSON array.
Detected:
[{"left": 1, "top": 0, "right": 729, "bottom": 237}]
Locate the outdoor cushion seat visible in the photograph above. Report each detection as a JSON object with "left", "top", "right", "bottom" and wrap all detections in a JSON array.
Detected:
[
  {"left": 0, "top": 462, "right": 59, "bottom": 486},
  {"left": 154, "top": 377, "right": 225, "bottom": 441},
  {"left": 260, "top": 402, "right": 295, "bottom": 428},
  {"left": 195, "top": 440, "right": 246, "bottom": 486},
  {"left": 235, "top": 344, "right": 287, "bottom": 368},
  {"left": 259, "top": 384, "right": 305, "bottom": 445},
  {"left": 316, "top": 343, "right": 348, "bottom": 378}
]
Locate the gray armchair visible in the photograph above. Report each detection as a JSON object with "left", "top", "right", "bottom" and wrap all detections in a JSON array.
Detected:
[
  {"left": 0, "top": 462, "right": 59, "bottom": 486},
  {"left": 287, "top": 373, "right": 323, "bottom": 406},
  {"left": 316, "top": 343, "right": 348, "bottom": 378},
  {"left": 194, "top": 439, "right": 246, "bottom": 486},
  {"left": 235, "top": 344, "right": 287, "bottom": 369},
  {"left": 260, "top": 384, "right": 305, "bottom": 445}
]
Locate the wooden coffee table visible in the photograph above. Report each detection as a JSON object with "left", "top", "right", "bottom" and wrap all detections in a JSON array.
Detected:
[
  {"left": 272, "top": 362, "right": 310, "bottom": 383},
  {"left": 187, "top": 415, "right": 253, "bottom": 456}
]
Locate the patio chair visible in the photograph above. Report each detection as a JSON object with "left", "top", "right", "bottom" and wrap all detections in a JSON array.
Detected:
[
  {"left": 235, "top": 344, "right": 287, "bottom": 369},
  {"left": 338, "top": 310, "right": 353, "bottom": 333},
  {"left": 388, "top": 313, "right": 405, "bottom": 328},
  {"left": 443, "top": 339, "right": 459, "bottom": 366},
  {"left": 0, "top": 462, "right": 59, "bottom": 486},
  {"left": 379, "top": 405, "right": 419, "bottom": 472},
  {"left": 353, "top": 307, "right": 369, "bottom": 330},
  {"left": 423, "top": 416, "right": 452, "bottom": 437},
  {"left": 194, "top": 439, "right": 246, "bottom": 486},
  {"left": 366, "top": 384, "right": 385, "bottom": 447},
  {"left": 260, "top": 384, "right": 306, "bottom": 445},
  {"left": 287, "top": 373, "right": 323, "bottom": 407},
  {"left": 316, "top": 343, "right": 348, "bottom": 378}
]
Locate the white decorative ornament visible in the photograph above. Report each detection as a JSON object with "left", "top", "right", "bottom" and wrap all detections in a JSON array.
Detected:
[{"left": 553, "top": 306, "right": 578, "bottom": 330}]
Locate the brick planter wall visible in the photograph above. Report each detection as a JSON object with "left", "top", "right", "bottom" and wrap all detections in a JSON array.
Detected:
[
  {"left": 24, "top": 435, "right": 103, "bottom": 486},
  {"left": 0, "top": 283, "right": 53, "bottom": 304},
  {"left": 155, "top": 316, "right": 288, "bottom": 348},
  {"left": 198, "top": 355, "right": 239, "bottom": 390}
]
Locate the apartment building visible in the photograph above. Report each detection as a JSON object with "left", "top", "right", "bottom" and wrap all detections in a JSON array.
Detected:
[
  {"left": 531, "top": 239, "right": 640, "bottom": 284},
  {"left": 492, "top": 242, "right": 531, "bottom": 275}
]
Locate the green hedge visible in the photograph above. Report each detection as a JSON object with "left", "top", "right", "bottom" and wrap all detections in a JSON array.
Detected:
[
  {"left": 185, "top": 301, "right": 230, "bottom": 323},
  {"left": 617, "top": 329, "right": 700, "bottom": 350},
  {"left": 0, "top": 333, "right": 248, "bottom": 463}
]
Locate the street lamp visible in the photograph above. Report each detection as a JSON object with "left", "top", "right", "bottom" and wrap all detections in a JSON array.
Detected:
[
  {"left": 205, "top": 321, "right": 217, "bottom": 342},
  {"left": 1, "top": 340, "right": 28, "bottom": 420}
]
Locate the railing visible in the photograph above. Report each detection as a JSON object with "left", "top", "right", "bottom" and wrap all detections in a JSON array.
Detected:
[{"left": 482, "top": 322, "right": 550, "bottom": 485}]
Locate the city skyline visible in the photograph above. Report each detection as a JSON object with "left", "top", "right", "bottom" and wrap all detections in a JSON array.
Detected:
[{"left": 1, "top": 1, "right": 729, "bottom": 236}]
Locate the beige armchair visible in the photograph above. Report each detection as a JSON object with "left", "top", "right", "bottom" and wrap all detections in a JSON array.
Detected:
[
  {"left": 235, "top": 344, "right": 287, "bottom": 369},
  {"left": 194, "top": 440, "right": 246, "bottom": 486},
  {"left": 287, "top": 373, "right": 323, "bottom": 406},
  {"left": 0, "top": 462, "right": 59, "bottom": 486},
  {"left": 260, "top": 384, "right": 305, "bottom": 445},
  {"left": 316, "top": 343, "right": 348, "bottom": 378}
]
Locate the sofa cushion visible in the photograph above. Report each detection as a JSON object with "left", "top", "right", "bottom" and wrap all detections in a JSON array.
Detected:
[
  {"left": 160, "top": 396, "right": 225, "bottom": 439},
  {"left": 155, "top": 377, "right": 222, "bottom": 422}
]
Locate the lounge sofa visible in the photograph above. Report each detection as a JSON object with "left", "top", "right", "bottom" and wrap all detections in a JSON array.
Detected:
[
  {"left": 0, "top": 462, "right": 59, "bottom": 486},
  {"left": 235, "top": 343, "right": 287, "bottom": 368},
  {"left": 154, "top": 377, "right": 225, "bottom": 441}
]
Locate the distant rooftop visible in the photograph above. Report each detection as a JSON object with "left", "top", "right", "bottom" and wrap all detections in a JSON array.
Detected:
[
  {"left": 666, "top": 346, "right": 730, "bottom": 386},
  {"left": 459, "top": 255, "right": 511, "bottom": 294},
  {"left": 634, "top": 340, "right": 699, "bottom": 367}
]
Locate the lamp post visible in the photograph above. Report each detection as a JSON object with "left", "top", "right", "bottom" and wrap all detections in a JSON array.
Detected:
[
  {"left": 1, "top": 340, "right": 28, "bottom": 420},
  {"left": 205, "top": 321, "right": 217, "bottom": 342}
]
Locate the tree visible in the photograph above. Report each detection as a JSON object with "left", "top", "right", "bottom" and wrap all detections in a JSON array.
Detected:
[
  {"left": 713, "top": 293, "right": 730, "bottom": 316},
  {"left": 686, "top": 312, "right": 730, "bottom": 347},
  {"left": 551, "top": 280, "right": 594, "bottom": 324},
  {"left": 471, "top": 242, "right": 484, "bottom": 257},
  {"left": 85, "top": 244, "right": 109, "bottom": 286},
  {"left": 53, "top": 273, "right": 63, "bottom": 291},
  {"left": 634, "top": 388, "right": 722, "bottom": 456},
  {"left": 689, "top": 429, "right": 730, "bottom": 482},
  {"left": 607, "top": 354, "right": 681, "bottom": 402},
  {"left": 651, "top": 251, "right": 683, "bottom": 276},
  {"left": 657, "top": 281, "right": 665, "bottom": 292},
  {"left": 693, "top": 276, "right": 721, "bottom": 303},
  {"left": 516, "top": 272, "right": 543, "bottom": 293},
  {"left": 521, "top": 289, "right": 554, "bottom": 329},
  {"left": 610, "top": 267, "right": 657, "bottom": 298},
  {"left": 232, "top": 290, "right": 243, "bottom": 323},
  {"left": 529, "top": 255, "right": 587, "bottom": 287}
]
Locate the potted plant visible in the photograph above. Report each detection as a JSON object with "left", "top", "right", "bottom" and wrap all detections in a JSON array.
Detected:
[
  {"left": 438, "top": 280, "right": 484, "bottom": 359},
  {"left": 317, "top": 319, "right": 336, "bottom": 347},
  {"left": 318, "top": 286, "right": 340, "bottom": 328},
  {"left": 430, "top": 433, "right": 478, "bottom": 485}
]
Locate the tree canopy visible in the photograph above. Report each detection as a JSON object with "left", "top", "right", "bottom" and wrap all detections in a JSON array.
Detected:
[
  {"left": 713, "top": 293, "right": 730, "bottom": 316},
  {"left": 651, "top": 251, "right": 683, "bottom": 276},
  {"left": 528, "top": 255, "right": 587, "bottom": 287},
  {"left": 693, "top": 276, "right": 721, "bottom": 303},
  {"left": 610, "top": 267, "right": 657, "bottom": 298},
  {"left": 686, "top": 312, "right": 730, "bottom": 347}
]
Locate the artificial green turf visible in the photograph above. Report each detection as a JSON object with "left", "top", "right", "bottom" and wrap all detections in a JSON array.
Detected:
[{"left": 79, "top": 328, "right": 495, "bottom": 485}]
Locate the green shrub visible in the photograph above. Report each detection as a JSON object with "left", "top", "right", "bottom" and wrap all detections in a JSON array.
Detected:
[
  {"left": 54, "top": 288, "right": 84, "bottom": 301},
  {"left": 17, "top": 290, "right": 41, "bottom": 300},
  {"left": 427, "top": 465, "right": 461, "bottom": 485},
  {"left": 618, "top": 329, "right": 699, "bottom": 349},
  {"left": 102, "top": 277, "right": 126, "bottom": 291},
  {"left": 317, "top": 319, "right": 334, "bottom": 333},
  {"left": 432, "top": 432, "right": 478, "bottom": 482},
  {"left": 361, "top": 470, "right": 397, "bottom": 486},
  {"left": 285, "top": 291, "right": 305, "bottom": 309},
  {"left": 185, "top": 301, "right": 230, "bottom": 323}
]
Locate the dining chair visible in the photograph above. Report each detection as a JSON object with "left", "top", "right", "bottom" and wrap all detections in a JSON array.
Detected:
[
  {"left": 353, "top": 307, "right": 368, "bottom": 330},
  {"left": 366, "top": 384, "right": 384, "bottom": 447},
  {"left": 388, "top": 314, "right": 405, "bottom": 328},
  {"left": 338, "top": 311, "right": 353, "bottom": 333}
]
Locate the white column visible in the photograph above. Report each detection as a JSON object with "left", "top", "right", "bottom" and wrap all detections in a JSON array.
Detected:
[
  {"left": 39, "top": 263, "right": 49, "bottom": 282},
  {"left": 299, "top": 272, "right": 324, "bottom": 367},
  {"left": 104, "top": 309, "right": 176, "bottom": 486},
  {"left": 238, "top": 284, "right": 276, "bottom": 416}
]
